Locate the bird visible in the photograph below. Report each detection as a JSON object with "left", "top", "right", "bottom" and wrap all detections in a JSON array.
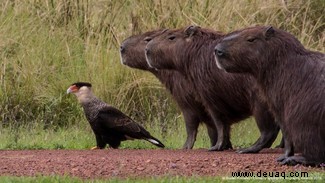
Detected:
[{"left": 67, "top": 82, "right": 165, "bottom": 149}]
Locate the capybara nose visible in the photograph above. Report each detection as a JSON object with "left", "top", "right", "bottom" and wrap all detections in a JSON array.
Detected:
[
  {"left": 145, "top": 47, "right": 150, "bottom": 54},
  {"left": 120, "top": 46, "right": 125, "bottom": 53},
  {"left": 215, "top": 45, "right": 225, "bottom": 57}
]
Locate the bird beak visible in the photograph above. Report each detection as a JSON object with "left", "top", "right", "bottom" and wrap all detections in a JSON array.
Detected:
[
  {"left": 67, "top": 85, "right": 78, "bottom": 94},
  {"left": 67, "top": 88, "right": 73, "bottom": 94}
]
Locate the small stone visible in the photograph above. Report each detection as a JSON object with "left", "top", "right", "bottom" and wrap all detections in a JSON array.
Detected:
[
  {"left": 170, "top": 163, "right": 177, "bottom": 169},
  {"left": 137, "top": 166, "right": 145, "bottom": 171}
]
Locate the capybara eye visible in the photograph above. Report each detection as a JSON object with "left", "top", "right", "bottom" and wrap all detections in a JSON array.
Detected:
[
  {"left": 144, "top": 37, "right": 152, "bottom": 42},
  {"left": 247, "top": 38, "right": 256, "bottom": 42},
  {"left": 168, "top": 35, "right": 176, "bottom": 41}
]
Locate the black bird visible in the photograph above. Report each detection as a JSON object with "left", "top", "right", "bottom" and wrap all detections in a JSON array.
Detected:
[{"left": 67, "top": 82, "right": 165, "bottom": 149}]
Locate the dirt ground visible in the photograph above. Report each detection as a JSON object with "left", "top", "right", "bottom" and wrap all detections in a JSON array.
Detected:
[{"left": 0, "top": 148, "right": 324, "bottom": 179}]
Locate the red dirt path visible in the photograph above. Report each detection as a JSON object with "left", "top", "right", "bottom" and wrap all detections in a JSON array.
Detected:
[{"left": 0, "top": 148, "right": 323, "bottom": 179}]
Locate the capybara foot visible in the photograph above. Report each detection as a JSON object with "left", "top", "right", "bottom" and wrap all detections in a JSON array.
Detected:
[
  {"left": 279, "top": 155, "right": 307, "bottom": 166},
  {"left": 208, "top": 145, "right": 221, "bottom": 151},
  {"left": 182, "top": 144, "right": 193, "bottom": 150},
  {"left": 182, "top": 141, "right": 194, "bottom": 150},
  {"left": 208, "top": 142, "right": 232, "bottom": 151},
  {"left": 236, "top": 147, "right": 260, "bottom": 154},
  {"left": 276, "top": 154, "right": 287, "bottom": 162}
]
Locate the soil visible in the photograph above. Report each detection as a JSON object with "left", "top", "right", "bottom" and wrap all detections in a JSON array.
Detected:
[{"left": 0, "top": 148, "right": 323, "bottom": 179}]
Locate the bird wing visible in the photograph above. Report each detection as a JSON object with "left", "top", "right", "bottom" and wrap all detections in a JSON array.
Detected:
[{"left": 97, "top": 106, "right": 147, "bottom": 135}]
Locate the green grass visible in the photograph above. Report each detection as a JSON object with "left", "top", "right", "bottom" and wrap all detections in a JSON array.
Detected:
[
  {"left": 0, "top": 176, "right": 223, "bottom": 183},
  {"left": 0, "top": 122, "right": 93, "bottom": 150},
  {"left": 0, "top": 116, "right": 276, "bottom": 150}
]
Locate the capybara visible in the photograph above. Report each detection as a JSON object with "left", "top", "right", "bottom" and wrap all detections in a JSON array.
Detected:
[
  {"left": 215, "top": 25, "right": 325, "bottom": 166},
  {"left": 145, "top": 25, "right": 281, "bottom": 153},
  {"left": 120, "top": 30, "right": 218, "bottom": 149}
]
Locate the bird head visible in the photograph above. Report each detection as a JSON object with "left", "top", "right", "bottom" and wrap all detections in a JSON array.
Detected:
[
  {"left": 67, "top": 82, "right": 93, "bottom": 102},
  {"left": 67, "top": 82, "right": 92, "bottom": 94}
]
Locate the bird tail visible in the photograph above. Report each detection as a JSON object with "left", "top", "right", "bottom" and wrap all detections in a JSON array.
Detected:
[{"left": 146, "top": 136, "right": 165, "bottom": 148}]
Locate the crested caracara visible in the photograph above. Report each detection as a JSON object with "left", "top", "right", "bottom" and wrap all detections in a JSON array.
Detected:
[{"left": 67, "top": 82, "right": 165, "bottom": 149}]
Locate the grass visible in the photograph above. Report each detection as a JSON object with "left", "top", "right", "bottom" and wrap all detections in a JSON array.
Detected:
[
  {"left": 0, "top": 0, "right": 323, "bottom": 181},
  {"left": 0, "top": 116, "right": 279, "bottom": 150},
  {"left": 0, "top": 176, "right": 222, "bottom": 183}
]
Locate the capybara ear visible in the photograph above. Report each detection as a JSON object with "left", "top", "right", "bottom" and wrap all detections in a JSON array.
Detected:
[
  {"left": 161, "top": 28, "right": 169, "bottom": 33},
  {"left": 264, "top": 26, "right": 275, "bottom": 40},
  {"left": 184, "top": 25, "right": 200, "bottom": 37}
]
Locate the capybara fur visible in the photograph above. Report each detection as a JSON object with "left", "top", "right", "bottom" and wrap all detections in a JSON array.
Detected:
[
  {"left": 120, "top": 29, "right": 218, "bottom": 149},
  {"left": 215, "top": 25, "right": 325, "bottom": 166},
  {"left": 145, "top": 26, "right": 280, "bottom": 153}
]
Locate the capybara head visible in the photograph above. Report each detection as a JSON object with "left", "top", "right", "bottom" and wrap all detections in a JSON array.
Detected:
[
  {"left": 214, "top": 26, "right": 306, "bottom": 74},
  {"left": 145, "top": 25, "right": 222, "bottom": 71},
  {"left": 120, "top": 29, "right": 167, "bottom": 70}
]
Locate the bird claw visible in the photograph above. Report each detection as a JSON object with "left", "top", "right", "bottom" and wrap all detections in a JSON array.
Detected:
[{"left": 91, "top": 146, "right": 100, "bottom": 150}]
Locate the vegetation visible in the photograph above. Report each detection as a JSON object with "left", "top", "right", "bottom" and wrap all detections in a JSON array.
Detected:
[{"left": 0, "top": 0, "right": 323, "bottom": 150}]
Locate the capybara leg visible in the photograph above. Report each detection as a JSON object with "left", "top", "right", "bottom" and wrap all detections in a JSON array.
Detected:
[
  {"left": 277, "top": 137, "right": 294, "bottom": 162},
  {"left": 237, "top": 128, "right": 279, "bottom": 153},
  {"left": 206, "top": 123, "right": 218, "bottom": 148},
  {"left": 240, "top": 104, "right": 280, "bottom": 153},
  {"left": 224, "top": 136, "right": 233, "bottom": 149},
  {"left": 182, "top": 114, "right": 199, "bottom": 149},
  {"left": 208, "top": 120, "right": 232, "bottom": 151}
]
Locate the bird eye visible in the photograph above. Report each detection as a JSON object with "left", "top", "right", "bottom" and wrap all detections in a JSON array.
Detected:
[
  {"left": 168, "top": 35, "right": 176, "bottom": 41},
  {"left": 144, "top": 37, "right": 152, "bottom": 42}
]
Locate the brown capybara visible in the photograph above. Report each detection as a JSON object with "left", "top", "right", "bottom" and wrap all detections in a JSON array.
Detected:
[
  {"left": 214, "top": 25, "right": 325, "bottom": 166},
  {"left": 120, "top": 29, "right": 218, "bottom": 149},
  {"left": 145, "top": 26, "right": 281, "bottom": 153}
]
